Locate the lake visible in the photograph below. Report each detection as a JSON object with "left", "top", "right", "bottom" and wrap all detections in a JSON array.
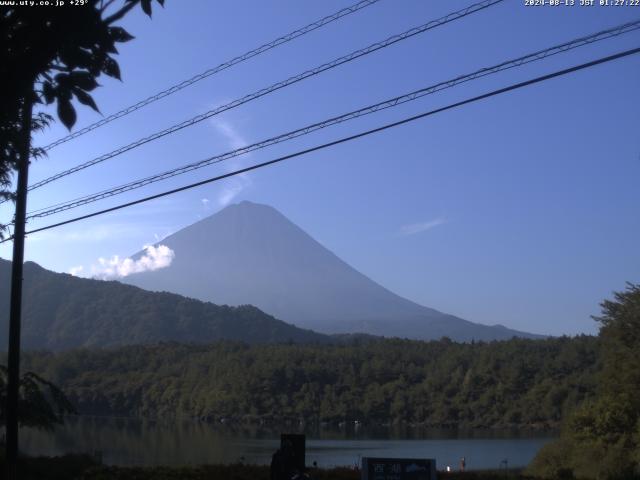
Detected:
[{"left": 20, "top": 416, "right": 555, "bottom": 470}]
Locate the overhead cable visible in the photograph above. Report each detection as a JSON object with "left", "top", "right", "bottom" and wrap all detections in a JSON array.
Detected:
[
  {"left": 27, "top": 0, "right": 504, "bottom": 192},
  {"left": 41, "top": 0, "right": 384, "bottom": 151},
  {"left": 25, "top": 20, "right": 640, "bottom": 220},
  {"left": 4, "top": 46, "right": 635, "bottom": 243}
]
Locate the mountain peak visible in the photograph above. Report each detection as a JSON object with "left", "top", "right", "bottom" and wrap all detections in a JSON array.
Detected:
[
  {"left": 235, "top": 199, "right": 264, "bottom": 207},
  {"left": 194, "top": 200, "right": 289, "bottom": 229},
  {"left": 227, "top": 200, "right": 271, "bottom": 210},
  {"left": 124, "top": 202, "right": 542, "bottom": 341},
  {"left": 160, "top": 200, "right": 307, "bottom": 254}
]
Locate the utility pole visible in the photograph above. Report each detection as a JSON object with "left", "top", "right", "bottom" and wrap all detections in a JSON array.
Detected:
[{"left": 5, "top": 86, "right": 34, "bottom": 480}]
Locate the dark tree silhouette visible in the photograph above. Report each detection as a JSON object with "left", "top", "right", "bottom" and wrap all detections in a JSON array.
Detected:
[
  {"left": 0, "top": 365, "right": 75, "bottom": 430},
  {"left": 1, "top": 3, "right": 165, "bottom": 473},
  {"left": 0, "top": 0, "right": 164, "bottom": 228}
]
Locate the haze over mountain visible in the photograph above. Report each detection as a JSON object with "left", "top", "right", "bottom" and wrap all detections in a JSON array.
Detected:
[
  {"left": 124, "top": 201, "right": 541, "bottom": 341},
  {"left": 0, "top": 259, "right": 329, "bottom": 351}
]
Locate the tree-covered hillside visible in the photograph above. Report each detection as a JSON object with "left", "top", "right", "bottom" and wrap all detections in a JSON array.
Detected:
[
  {"left": 529, "top": 284, "right": 640, "bottom": 479},
  {"left": 22, "top": 336, "right": 598, "bottom": 428},
  {"left": 0, "top": 259, "right": 330, "bottom": 350}
]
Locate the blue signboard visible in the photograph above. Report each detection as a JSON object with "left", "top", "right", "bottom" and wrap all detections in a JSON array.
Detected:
[{"left": 362, "top": 457, "right": 436, "bottom": 480}]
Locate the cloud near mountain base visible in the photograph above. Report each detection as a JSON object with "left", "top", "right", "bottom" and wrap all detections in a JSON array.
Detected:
[{"left": 90, "top": 245, "right": 175, "bottom": 280}]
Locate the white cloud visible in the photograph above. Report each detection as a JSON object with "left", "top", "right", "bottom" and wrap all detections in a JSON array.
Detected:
[
  {"left": 210, "top": 119, "right": 254, "bottom": 206},
  {"left": 399, "top": 218, "right": 447, "bottom": 236},
  {"left": 217, "top": 180, "right": 246, "bottom": 207},
  {"left": 68, "top": 265, "right": 84, "bottom": 276},
  {"left": 91, "top": 244, "right": 175, "bottom": 280},
  {"left": 213, "top": 119, "right": 248, "bottom": 151}
]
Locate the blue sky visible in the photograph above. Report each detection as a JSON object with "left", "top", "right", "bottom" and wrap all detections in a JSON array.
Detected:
[{"left": 1, "top": 0, "right": 639, "bottom": 336}]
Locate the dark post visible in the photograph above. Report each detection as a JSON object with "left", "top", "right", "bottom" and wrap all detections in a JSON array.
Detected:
[
  {"left": 5, "top": 87, "right": 34, "bottom": 480},
  {"left": 280, "top": 433, "right": 306, "bottom": 473}
]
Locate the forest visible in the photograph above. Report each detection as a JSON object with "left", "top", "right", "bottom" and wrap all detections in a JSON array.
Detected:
[
  {"left": 20, "top": 335, "right": 598, "bottom": 429},
  {"left": 0, "top": 259, "right": 330, "bottom": 350}
]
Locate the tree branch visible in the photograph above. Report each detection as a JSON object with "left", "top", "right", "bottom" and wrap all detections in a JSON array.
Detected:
[{"left": 104, "top": 0, "right": 139, "bottom": 25}]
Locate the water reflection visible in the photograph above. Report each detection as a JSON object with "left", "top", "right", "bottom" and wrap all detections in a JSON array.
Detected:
[{"left": 20, "top": 416, "right": 555, "bottom": 469}]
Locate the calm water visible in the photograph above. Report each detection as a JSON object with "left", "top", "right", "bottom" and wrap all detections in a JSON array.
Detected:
[{"left": 20, "top": 416, "right": 554, "bottom": 470}]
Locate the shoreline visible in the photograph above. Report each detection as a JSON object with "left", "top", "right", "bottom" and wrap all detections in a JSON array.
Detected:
[
  {"left": 58, "top": 413, "right": 561, "bottom": 434},
  {"left": 4, "top": 453, "right": 530, "bottom": 480}
]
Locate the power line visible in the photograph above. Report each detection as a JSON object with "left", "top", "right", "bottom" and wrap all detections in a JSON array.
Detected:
[
  {"left": 5, "top": 46, "right": 636, "bottom": 243},
  {"left": 41, "top": 0, "right": 384, "bottom": 152},
  {"left": 25, "top": 19, "right": 640, "bottom": 220},
  {"left": 26, "top": 0, "right": 504, "bottom": 192}
]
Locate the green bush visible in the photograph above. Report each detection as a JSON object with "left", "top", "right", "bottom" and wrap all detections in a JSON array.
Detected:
[{"left": 529, "top": 284, "right": 640, "bottom": 480}]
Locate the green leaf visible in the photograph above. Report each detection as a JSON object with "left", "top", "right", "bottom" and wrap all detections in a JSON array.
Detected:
[
  {"left": 102, "top": 57, "right": 121, "bottom": 80},
  {"left": 57, "top": 98, "right": 77, "bottom": 130},
  {"left": 54, "top": 73, "right": 71, "bottom": 87},
  {"left": 73, "top": 88, "right": 100, "bottom": 113},
  {"left": 141, "top": 0, "right": 152, "bottom": 17},
  {"left": 69, "top": 71, "right": 98, "bottom": 91},
  {"left": 42, "top": 82, "right": 56, "bottom": 104},
  {"left": 104, "top": 41, "right": 119, "bottom": 54},
  {"left": 109, "top": 26, "right": 135, "bottom": 43},
  {"left": 59, "top": 46, "right": 93, "bottom": 70}
]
